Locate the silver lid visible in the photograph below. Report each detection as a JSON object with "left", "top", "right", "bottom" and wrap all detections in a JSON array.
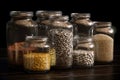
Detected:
[
  {"left": 36, "top": 10, "right": 62, "bottom": 18},
  {"left": 71, "top": 13, "right": 90, "bottom": 19},
  {"left": 10, "top": 11, "right": 33, "bottom": 17},
  {"left": 94, "top": 21, "right": 112, "bottom": 27}
]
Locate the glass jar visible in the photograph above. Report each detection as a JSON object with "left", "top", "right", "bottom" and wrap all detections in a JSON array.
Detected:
[
  {"left": 73, "top": 37, "right": 94, "bottom": 68},
  {"left": 36, "top": 10, "right": 62, "bottom": 37},
  {"left": 6, "top": 11, "right": 38, "bottom": 67},
  {"left": 23, "top": 36, "right": 50, "bottom": 73},
  {"left": 71, "top": 13, "right": 93, "bottom": 49},
  {"left": 93, "top": 22, "right": 114, "bottom": 63},
  {"left": 48, "top": 16, "right": 73, "bottom": 69}
]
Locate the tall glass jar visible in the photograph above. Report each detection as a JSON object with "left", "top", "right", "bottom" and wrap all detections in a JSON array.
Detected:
[
  {"left": 23, "top": 36, "right": 50, "bottom": 73},
  {"left": 6, "top": 11, "right": 38, "bottom": 67},
  {"left": 73, "top": 37, "right": 94, "bottom": 68},
  {"left": 48, "top": 16, "right": 73, "bottom": 69},
  {"left": 93, "top": 22, "right": 114, "bottom": 63},
  {"left": 36, "top": 10, "right": 62, "bottom": 37},
  {"left": 71, "top": 13, "right": 93, "bottom": 49}
]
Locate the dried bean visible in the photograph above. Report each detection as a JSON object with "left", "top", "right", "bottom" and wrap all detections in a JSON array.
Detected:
[{"left": 73, "top": 50, "right": 94, "bottom": 67}]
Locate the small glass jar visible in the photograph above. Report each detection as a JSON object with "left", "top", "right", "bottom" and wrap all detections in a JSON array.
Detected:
[
  {"left": 36, "top": 10, "right": 62, "bottom": 37},
  {"left": 23, "top": 36, "right": 50, "bottom": 73},
  {"left": 48, "top": 16, "right": 73, "bottom": 69},
  {"left": 73, "top": 37, "right": 94, "bottom": 68},
  {"left": 6, "top": 11, "right": 38, "bottom": 67},
  {"left": 71, "top": 13, "right": 93, "bottom": 49},
  {"left": 93, "top": 22, "right": 114, "bottom": 63}
]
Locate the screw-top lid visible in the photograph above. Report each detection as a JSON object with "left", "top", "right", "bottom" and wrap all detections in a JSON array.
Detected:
[
  {"left": 10, "top": 11, "right": 33, "bottom": 17},
  {"left": 79, "top": 37, "right": 93, "bottom": 43},
  {"left": 51, "top": 16, "right": 72, "bottom": 28},
  {"left": 75, "top": 37, "right": 94, "bottom": 50},
  {"left": 25, "top": 36, "right": 49, "bottom": 53},
  {"left": 71, "top": 13, "right": 91, "bottom": 19},
  {"left": 53, "top": 15, "right": 69, "bottom": 21},
  {"left": 36, "top": 10, "right": 62, "bottom": 19},
  {"left": 94, "top": 21, "right": 112, "bottom": 27},
  {"left": 26, "top": 36, "right": 48, "bottom": 43}
]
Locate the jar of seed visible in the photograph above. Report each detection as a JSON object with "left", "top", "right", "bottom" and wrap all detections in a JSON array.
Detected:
[
  {"left": 48, "top": 16, "right": 73, "bottom": 69},
  {"left": 6, "top": 11, "right": 38, "bottom": 68},
  {"left": 36, "top": 10, "right": 62, "bottom": 37},
  {"left": 93, "top": 22, "right": 115, "bottom": 63},
  {"left": 23, "top": 36, "right": 51, "bottom": 73},
  {"left": 73, "top": 37, "right": 94, "bottom": 68}
]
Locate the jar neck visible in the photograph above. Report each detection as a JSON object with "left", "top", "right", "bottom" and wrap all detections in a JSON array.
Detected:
[{"left": 11, "top": 16, "right": 32, "bottom": 21}]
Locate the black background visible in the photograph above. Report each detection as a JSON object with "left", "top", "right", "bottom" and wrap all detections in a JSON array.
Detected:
[{"left": 0, "top": 0, "right": 119, "bottom": 56}]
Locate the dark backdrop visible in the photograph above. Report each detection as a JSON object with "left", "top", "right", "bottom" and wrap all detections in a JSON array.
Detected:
[{"left": 0, "top": 0, "right": 119, "bottom": 57}]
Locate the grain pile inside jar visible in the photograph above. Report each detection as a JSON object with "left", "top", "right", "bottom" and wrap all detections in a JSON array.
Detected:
[
  {"left": 73, "top": 37, "right": 94, "bottom": 67},
  {"left": 93, "top": 34, "right": 113, "bottom": 62},
  {"left": 24, "top": 53, "right": 50, "bottom": 71},
  {"left": 73, "top": 50, "right": 94, "bottom": 67}
]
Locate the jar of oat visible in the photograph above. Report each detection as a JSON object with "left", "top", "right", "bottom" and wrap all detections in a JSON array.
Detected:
[
  {"left": 48, "top": 16, "right": 73, "bottom": 69},
  {"left": 23, "top": 36, "right": 51, "bottom": 73},
  {"left": 73, "top": 37, "right": 94, "bottom": 68},
  {"left": 6, "top": 11, "right": 38, "bottom": 67},
  {"left": 93, "top": 22, "right": 115, "bottom": 63},
  {"left": 71, "top": 13, "right": 93, "bottom": 49},
  {"left": 36, "top": 10, "right": 62, "bottom": 37}
]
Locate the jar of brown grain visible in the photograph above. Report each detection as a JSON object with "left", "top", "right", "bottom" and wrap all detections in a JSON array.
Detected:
[{"left": 93, "top": 22, "right": 115, "bottom": 63}]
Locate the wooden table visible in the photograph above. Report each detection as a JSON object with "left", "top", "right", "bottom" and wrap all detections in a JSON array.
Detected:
[{"left": 0, "top": 50, "right": 120, "bottom": 80}]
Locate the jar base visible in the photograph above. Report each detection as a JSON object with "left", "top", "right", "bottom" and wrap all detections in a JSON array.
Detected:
[
  {"left": 24, "top": 69, "right": 50, "bottom": 74},
  {"left": 95, "top": 61, "right": 113, "bottom": 65}
]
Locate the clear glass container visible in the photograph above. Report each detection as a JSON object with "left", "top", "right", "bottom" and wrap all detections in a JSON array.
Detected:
[
  {"left": 93, "top": 22, "right": 114, "bottom": 63},
  {"left": 73, "top": 37, "right": 94, "bottom": 68},
  {"left": 48, "top": 16, "right": 73, "bottom": 69},
  {"left": 71, "top": 13, "right": 93, "bottom": 49},
  {"left": 6, "top": 11, "right": 38, "bottom": 67},
  {"left": 36, "top": 10, "right": 62, "bottom": 37},
  {"left": 23, "top": 36, "right": 50, "bottom": 73}
]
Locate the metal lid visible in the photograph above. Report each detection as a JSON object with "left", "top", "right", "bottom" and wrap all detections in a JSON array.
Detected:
[
  {"left": 33, "top": 45, "right": 50, "bottom": 53},
  {"left": 36, "top": 10, "right": 62, "bottom": 18},
  {"left": 26, "top": 36, "right": 48, "bottom": 43},
  {"left": 94, "top": 21, "right": 112, "bottom": 27},
  {"left": 53, "top": 15, "right": 69, "bottom": 21},
  {"left": 10, "top": 11, "right": 33, "bottom": 17},
  {"left": 75, "top": 37, "right": 94, "bottom": 50},
  {"left": 71, "top": 13, "right": 90, "bottom": 19},
  {"left": 79, "top": 37, "right": 93, "bottom": 43}
]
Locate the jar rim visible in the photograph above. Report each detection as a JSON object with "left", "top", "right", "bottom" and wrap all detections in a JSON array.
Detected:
[
  {"left": 71, "top": 13, "right": 91, "bottom": 19},
  {"left": 10, "top": 11, "right": 33, "bottom": 17},
  {"left": 26, "top": 36, "right": 48, "bottom": 43},
  {"left": 36, "top": 10, "right": 62, "bottom": 18},
  {"left": 94, "top": 21, "right": 112, "bottom": 27}
]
